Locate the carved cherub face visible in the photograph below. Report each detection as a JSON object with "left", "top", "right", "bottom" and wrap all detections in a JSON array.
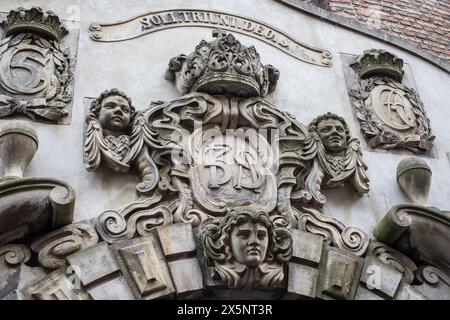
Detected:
[
  {"left": 317, "top": 118, "right": 347, "bottom": 153},
  {"left": 230, "top": 221, "right": 269, "bottom": 268},
  {"left": 98, "top": 95, "right": 131, "bottom": 136}
]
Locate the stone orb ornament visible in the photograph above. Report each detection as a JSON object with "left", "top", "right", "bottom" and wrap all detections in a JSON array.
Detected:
[
  {"left": 0, "top": 121, "right": 38, "bottom": 179},
  {"left": 396, "top": 156, "right": 432, "bottom": 205}
]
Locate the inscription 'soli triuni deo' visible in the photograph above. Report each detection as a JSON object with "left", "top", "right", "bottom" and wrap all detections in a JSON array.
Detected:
[{"left": 89, "top": 9, "right": 332, "bottom": 67}]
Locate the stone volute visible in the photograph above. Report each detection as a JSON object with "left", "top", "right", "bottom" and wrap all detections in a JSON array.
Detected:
[
  {"left": 396, "top": 156, "right": 432, "bottom": 205},
  {"left": 0, "top": 121, "right": 38, "bottom": 179}
]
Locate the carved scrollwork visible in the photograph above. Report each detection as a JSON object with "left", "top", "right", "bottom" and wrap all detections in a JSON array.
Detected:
[
  {"left": 0, "top": 243, "right": 31, "bottom": 266},
  {"left": 416, "top": 266, "right": 450, "bottom": 286},
  {"left": 30, "top": 221, "right": 98, "bottom": 269},
  {"left": 368, "top": 241, "right": 417, "bottom": 284},
  {"left": 295, "top": 206, "right": 369, "bottom": 257},
  {"left": 96, "top": 191, "right": 173, "bottom": 244}
]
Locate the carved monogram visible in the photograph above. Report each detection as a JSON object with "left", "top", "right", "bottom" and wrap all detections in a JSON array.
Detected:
[
  {"left": 0, "top": 8, "right": 73, "bottom": 123},
  {"left": 350, "top": 77, "right": 434, "bottom": 153},
  {"left": 348, "top": 49, "right": 434, "bottom": 154},
  {"left": 84, "top": 32, "right": 371, "bottom": 290},
  {"left": 190, "top": 127, "right": 277, "bottom": 215}
]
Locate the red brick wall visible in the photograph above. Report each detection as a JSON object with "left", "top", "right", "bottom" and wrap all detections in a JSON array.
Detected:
[{"left": 316, "top": 0, "right": 450, "bottom": 60}]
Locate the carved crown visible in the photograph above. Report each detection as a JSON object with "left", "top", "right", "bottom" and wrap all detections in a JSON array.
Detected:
[
  {"left": 0, "top": 7, "right": 68, "bottom": 42},
  {"left": 351, "top": 49, "right": 404, "bottom": 81},
  {"left": 165, "top": 30, "right": 279, "bottom": 97}
]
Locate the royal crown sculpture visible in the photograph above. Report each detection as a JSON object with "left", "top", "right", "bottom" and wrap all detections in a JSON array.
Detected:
[
  {"left": 164, "top": 29, "right": 279, "bottom": 97},
  {"left": 348, "top": 49, "right": 434, "bottom": 154},
  {"left": 350, "top": 49, "right": 404, "bottom": 81},
  {"left": 0, "top": 7, "right": 68, "bottom": 41}
]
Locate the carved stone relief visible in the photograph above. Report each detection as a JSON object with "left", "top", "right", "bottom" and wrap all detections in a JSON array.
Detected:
[
  {"left": 80, "top": 31, "right": 372, "bottom": 295},
  {"left": 84, "top": 89, "right": 135, "bottom": 173},
  {"left": 0, "top": 7, "right": 77, "bottom": 124},
  {"left": 202, "top": 210, "right": 292, "bottom": 288},
  {"left": 342, "top": 49, "right": 434, "bottom": 154},
  {"left": 2, "top": 28, "right": 449, "bottom": 300}
]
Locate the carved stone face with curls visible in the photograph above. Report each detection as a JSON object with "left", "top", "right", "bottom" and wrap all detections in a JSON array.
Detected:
[
  {"left": 202, "top": 210, "right": 291, "bottom": 272},
  {"left": 309, "top": 112, "right": 351, "bottom": 154},
  {"left": 88, "top": 89, "right": 136, "bottom": 137}
]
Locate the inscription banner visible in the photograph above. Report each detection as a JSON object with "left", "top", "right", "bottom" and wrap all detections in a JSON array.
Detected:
[{"left": 89, "top": 9, "right": 332, "bottom": 67}]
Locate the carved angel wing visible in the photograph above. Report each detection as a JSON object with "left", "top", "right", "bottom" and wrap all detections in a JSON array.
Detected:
[
  {"left": 84, "top": 120, "right": 130, "bottom": 173},
  {"left": 326, "top": 138, "right": 369, "bottom": 194}
]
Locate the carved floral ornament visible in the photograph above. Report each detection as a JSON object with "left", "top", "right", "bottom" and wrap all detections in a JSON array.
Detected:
[
  {"left": 0, "top": 7, "right": 74, "bottom": 123},
  {"left": 349, "top": 49, "right": 434, "bottom": 154}
]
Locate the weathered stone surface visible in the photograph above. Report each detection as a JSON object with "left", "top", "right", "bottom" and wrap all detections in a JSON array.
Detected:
[
  {"left": 345, "top": 49, "right": 434, "bottom": 154},
  {"left": 0, "top": 121, "right": 76, "bottom": 245},
  {"left": 158, "top": 223, "right": 196, "bottom": 258},
  {"left": 317, "top": 246, "right": 364, "bottom": 300},
  {"left": 157, "top": 223, "right": 204, "bottom": 296},
  {"left": 354, "top": 286, "right": 384, "bottom": 300},
  {"left": 66, "top": 242, "right": 117, "bottom": 286},
  {"left": 373, "top": 204, "right": 450, "bottom": 276},
  {"left": 414, "top": 266, "right": 450, "bottom": 300},
  {"left": 395, "top": 281, "right": 427, "bottom": 300},
  {"left": 291, "top": 230, "right": 323, "bottom": 267},
  {"left": 0, "top": 7, "right": 76, "bottom": 124},
  {"left": 367, "top": 241, "right": 417, "bottom": 285},
  {"left": 32, "top": 221, "right": 98, "bottom": 270},
  {"left": 360, "top": 256, "right": 403, "bottom": 298},
  {"left": 22, "top": 268, "right": 90, "bottom": 300},
  {"left": 168, "top": 259, "right": 203, "bottom": 298},
  {"left": 0, "top": 121, "right": 37, "bottom": 179},
  {"left": 285, "top": 230, "right": 322, "bottom": 299},
  {"left": 0, "top": 244, "right": 34, "bottom": 299},
  {"left": 286, "top": 264, "right": 318, "bottom": 299},
  {"left": 111, "top": 234, "right": 175, "bottom": 300},
  {"left": 87, "top": 276, "right": 134, "bottom": 300},
  {"left": 396, "top": 157, "right": 432, "bottom": 205}
]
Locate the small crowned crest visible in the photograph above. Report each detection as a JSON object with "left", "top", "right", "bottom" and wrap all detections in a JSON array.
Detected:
[
  {"left": 165, "top": 29, "right": 279, "bottom": 97},
  {"left": 0, "top": 7, "right": 68, "bottom": 42},
  {"left": 350, "top": 49, "right": 404, "bottom": 81}
]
